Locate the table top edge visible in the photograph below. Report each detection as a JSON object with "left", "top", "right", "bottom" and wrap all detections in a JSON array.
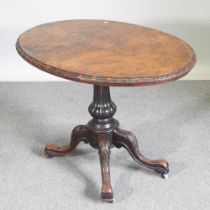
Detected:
[{"left": 16, "top": 39, "right": 196, "bottom": 86}]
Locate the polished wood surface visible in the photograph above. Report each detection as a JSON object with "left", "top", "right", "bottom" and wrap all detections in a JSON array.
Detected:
[{"left": 16, "top": 20, "right": 196, "bottom": 86}]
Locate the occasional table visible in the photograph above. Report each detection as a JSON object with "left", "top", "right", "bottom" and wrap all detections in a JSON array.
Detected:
[{"left": 16, "top": 20, "right": 196, "bottom": 202}]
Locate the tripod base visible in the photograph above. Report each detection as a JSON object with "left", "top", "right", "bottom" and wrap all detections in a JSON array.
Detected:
[
  {"left": 45, "top": 121, "right": 169, "bottom": 202},
  {"left": 45, "top": 85, "right": 169, "bottom": 202}
]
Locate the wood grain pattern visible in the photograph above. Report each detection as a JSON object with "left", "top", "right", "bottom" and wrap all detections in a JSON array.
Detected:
[{"left": 16, "top": 20, "right": 196, "bottom": 86}]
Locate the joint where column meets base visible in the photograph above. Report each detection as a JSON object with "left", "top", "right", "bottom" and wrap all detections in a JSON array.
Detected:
[{"left": 87, "top": 118, "right": 119, "bottom": 132}]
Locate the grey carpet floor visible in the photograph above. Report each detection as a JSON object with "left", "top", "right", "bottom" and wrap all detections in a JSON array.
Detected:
[{"left": 0, "top": 81, "right": 210, "bottom": 210}]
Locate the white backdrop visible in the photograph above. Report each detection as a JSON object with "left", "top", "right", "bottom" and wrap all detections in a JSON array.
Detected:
[{"left": 1, "top": 0, "right": 210, "bottom": 81}]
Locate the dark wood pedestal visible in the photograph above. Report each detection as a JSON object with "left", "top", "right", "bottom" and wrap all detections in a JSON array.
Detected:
[{"left": 45, "top": 85, "right": 169, "bottom": 203}]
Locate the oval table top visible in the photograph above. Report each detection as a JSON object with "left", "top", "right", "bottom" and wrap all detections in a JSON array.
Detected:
[{"left": 16, "top": 20, "right": 196, "bottom": 86}]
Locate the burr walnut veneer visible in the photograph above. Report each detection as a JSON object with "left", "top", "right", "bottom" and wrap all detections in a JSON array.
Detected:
[{"left": 16, "top": 20, "right": 196, "bottom": 203}]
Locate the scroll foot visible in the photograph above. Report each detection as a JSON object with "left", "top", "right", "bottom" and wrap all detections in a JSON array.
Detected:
[
  {"left": 113, "top": 128, "right": 169, "bottom": 177},
  {"left": 45, "top": 125, "right": 91, "bottom": 158}
]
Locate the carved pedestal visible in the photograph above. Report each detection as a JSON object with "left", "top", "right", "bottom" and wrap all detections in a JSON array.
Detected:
[{"left": 45, "top": 85, "right": 169, "bottom": 202}]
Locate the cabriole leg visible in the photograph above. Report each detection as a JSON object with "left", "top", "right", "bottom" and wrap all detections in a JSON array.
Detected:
[
  {"left": 113, "top": 128, "right": 169, "bottom": 178},
  {"left": 45, "top": 125, "right": 90, "bottom": 157},
  {"left": 97, "top": 133, "right": 114, "bottom": 202}
]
